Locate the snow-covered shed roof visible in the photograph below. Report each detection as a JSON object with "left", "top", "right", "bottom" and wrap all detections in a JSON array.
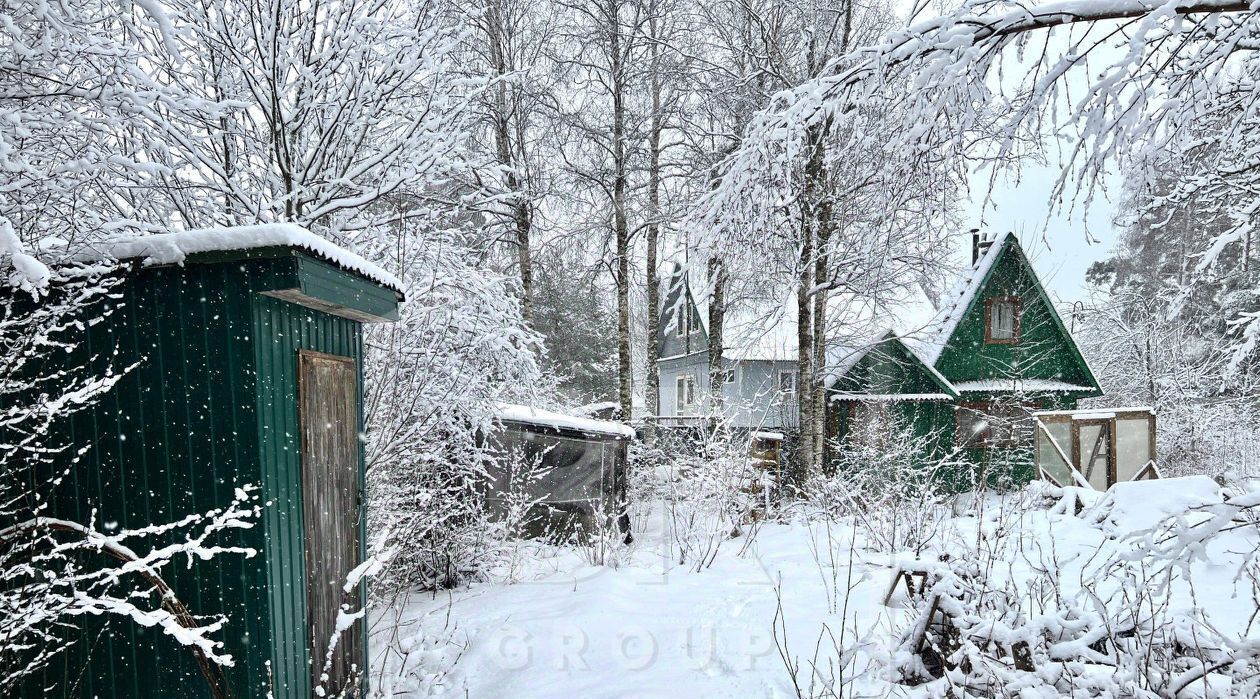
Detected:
[
  {"left": 495, "top": 403, "right": 636, "bottom": 439},
  {"left": 66, "top": 223, "right": 404, "bottom": 296},
  {"left": 1034, "top": 406, "right": 1155, "bottom": 418}
]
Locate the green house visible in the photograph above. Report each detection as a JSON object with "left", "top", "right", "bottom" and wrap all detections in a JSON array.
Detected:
[
  {"left": 828, "top": 232, "right": 1102, "bottom": 488},
  {"left": 14, "top": 225, "right": 402, "bottom": 698}
]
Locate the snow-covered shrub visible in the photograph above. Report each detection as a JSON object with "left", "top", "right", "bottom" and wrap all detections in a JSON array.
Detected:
[
  {"left": 632, "top": 424, "right": 760, "bottom": 571},
  {"left": 812, "top": 419, "right": 959, "bottom": 556},
  {"left": 889, "top": 480, "right": 1260, "bottom": 697},
  {"left": 364, "top": 223, "right": 543, "bottom": 596},
  {"left": 575, "top": 501, "right": 631, "bottom": 569}
]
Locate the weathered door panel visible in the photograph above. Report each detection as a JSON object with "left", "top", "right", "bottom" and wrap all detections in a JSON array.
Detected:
[{"left": 298, "top": 350, "right": 361, "bottom": 694}]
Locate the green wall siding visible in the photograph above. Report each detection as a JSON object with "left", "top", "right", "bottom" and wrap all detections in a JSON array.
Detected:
[
  {"left": 32, "top": 261, "right": 274, "bottom": 697},
  {"left": 18, "top": 253, "right": 373, "bottom": 698},
  {"left": 934, "top": 244, "right": 1097, "bottom": 389},
  {"left": 252, "top": 293, "right": 364, "bottom": 699}
]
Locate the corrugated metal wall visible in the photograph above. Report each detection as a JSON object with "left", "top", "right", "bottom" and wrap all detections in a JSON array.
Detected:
[
  {"left": 252, "top": 293, "right": 363, "bottom": 699},
  {"left": 23, "top": 255, "right": 367, "bottom": 698}
]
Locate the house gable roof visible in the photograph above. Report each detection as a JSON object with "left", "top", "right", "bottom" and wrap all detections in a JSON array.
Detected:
[
  {"left": 658, "top": 263, "right": 798, "bottom": 362},
  {"left": 830, "top": 331, "right": 959, "bottom": 401},
  {"left": 657, "top": 264, "right": 710, "bottom": 359},
  {"left": 660, "top": 263, "right": 940, "bottom": 364},
  {"left": 914, "top": 232, "right": 1009, "bottom": 365},
  {"left": 925, "top": 233, "right": 1101, "bottom": 396},
  {"left": 658, "top": 233, "right": 1101, "bottom": 402}
]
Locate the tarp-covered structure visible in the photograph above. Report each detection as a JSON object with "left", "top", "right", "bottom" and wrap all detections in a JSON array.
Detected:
[{"left": 486, "top": 404, "right": 634, "bottom": 540}]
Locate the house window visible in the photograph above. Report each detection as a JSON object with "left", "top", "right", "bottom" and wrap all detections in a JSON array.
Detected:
[
  {"left": 778, "top": 371, "right": 796, "bottom": 395},
  {"left": 985, "top": 296, "right": 1020, "bottom": 344},
  {"left": 956, "top": 401, "right": 1036, "bottom": 448},
  {"left": 678, "top": 302, "right": 694, "bottom": 337},
  {"left": 676, "top": 374, "right": 697, "bottom": 414},
  {"left": 718, "top": 368, "right": 736, "bottom": 385}
]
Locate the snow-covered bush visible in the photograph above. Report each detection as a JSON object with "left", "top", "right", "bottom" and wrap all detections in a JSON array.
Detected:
[
  {"left": 364, "top": 223, "right": 542, "bottom": 596},
  {"left": 811, "top": 419, "right": 959, "bottom": 556},
  {"left": 889, "top": 480, "right": 1260, "bottom": 697},
  {"left": 632, "top": 424, "right": 761, "bottom": 571}
]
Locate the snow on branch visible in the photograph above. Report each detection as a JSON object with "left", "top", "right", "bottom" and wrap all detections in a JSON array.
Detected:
[
  {"left": 0, "top": 485, "right": 262, "bottom": 697},
  {"left": 703, "top": 0, "right": 1260, "bottom": 374}
]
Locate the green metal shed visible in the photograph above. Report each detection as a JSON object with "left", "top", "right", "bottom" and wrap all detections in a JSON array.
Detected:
[{"left": 19, "top": 224, "right": 402, "bottom": 698}]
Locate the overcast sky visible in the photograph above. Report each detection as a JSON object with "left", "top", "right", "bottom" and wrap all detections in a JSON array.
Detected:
[
  {"left": 956, "top": 16, "right": 1133, "bottom": 307},
  {"left": 964, "top": 161, "right": 1122, "bottom": 305}
]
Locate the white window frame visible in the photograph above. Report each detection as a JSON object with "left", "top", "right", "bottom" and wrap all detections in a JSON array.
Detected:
[
  {"left": 679, "top": 302, "right": 693, "bottom": 337},
  {"left": 778, "top": 370, "right": 796, "bottom": 396},
  {"left": 676, "top": 374, "right": 697, "bottom": 415},
  {"left": 986, "top": 296, "right": 1019, "bottom": 343}
]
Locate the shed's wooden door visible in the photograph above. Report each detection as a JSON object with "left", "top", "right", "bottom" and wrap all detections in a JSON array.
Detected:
[{"left": 298, "top": 350, "right": 362, "bottom": 694}]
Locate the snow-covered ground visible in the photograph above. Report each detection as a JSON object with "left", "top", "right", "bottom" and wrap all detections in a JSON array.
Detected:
[{"left": 371, "top": 477, "right": 1259, "bottom": 698}]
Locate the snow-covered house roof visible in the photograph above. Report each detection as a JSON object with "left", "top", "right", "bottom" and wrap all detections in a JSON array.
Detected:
[
  {"left": 827, "top": 331, "right": 961, "bottom": 401},
  {"left": 64, "top": 223, "right": 404, "bottom": 296},
  {"left": 662, "top": 262, "right": 941, "bottom": 364},
  {"left": 659, "top": 264, "right": 799, "bottom": 361},
  {"left": 952, "top": 379, "right": 1096, "bottom": 393},
  {"left": 909, "top": 231, "right": 1011, "bottom": 365},
  {"left": 660, "top": 232, "right": 1100, "bottom": 405},
  {"left": 820, "top": 286, "right": 944, "bottom": 381}
]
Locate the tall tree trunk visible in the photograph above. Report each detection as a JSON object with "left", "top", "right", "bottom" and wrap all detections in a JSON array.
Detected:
[
  {"left": 514, "top": 200, "right": 533, "bottom": 324},
  {"left": 812, "top": 177, "right": 832, "bottom": 468},
  {"left": 814, "top": 2, "right": 852, "bottom": 470},
  {"left": 644, "top": 23, "right": 662, "bottom": 437},
  {"left": 796, "top": 123, "right": 827, "bottom": 482},
  {"left": 486, "top": 0, "right": 533, "bottom": 323},
  {"left": 708, "top": 256, "right": 726, "bottom": 418},
  {"left": 610, "top": 0, "right": 632, "bottom": 419}
]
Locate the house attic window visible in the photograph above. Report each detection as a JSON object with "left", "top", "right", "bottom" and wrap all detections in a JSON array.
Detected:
[
  {"left": 985, "top": 296, "right": 1020, "bottom": 344},
  {"left": 678, "top": 301, "right": 693, "bottom": 336}
]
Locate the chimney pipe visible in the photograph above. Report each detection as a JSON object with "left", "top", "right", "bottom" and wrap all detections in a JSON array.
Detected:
[{"left": 970, "top": 228, "right": 981, "bottom": 265}]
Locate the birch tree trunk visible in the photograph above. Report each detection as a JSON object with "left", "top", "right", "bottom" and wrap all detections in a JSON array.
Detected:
[
  {"left": 795, "top": 127, "right": 822, "bottom": 481},
  {"left": 812, "top": 4, "right": 850, "bottom": 470},
  {"left": 644, "top": 15, "right": 663, "bottom": 432},
  {"left": 707, "top": 256, "right": 727, "bottom": 417},
  {"left": 609, "top": 0, "right": 633, "bottom": 420},
  {"left": 811, "top": 177, "right": 832, "bottom": 468}
]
